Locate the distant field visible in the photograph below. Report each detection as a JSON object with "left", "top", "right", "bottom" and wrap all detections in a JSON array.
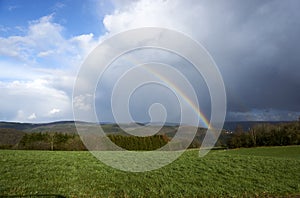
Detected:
[{"left": 0, "top": 146, "right": 299, "bottom": 197}]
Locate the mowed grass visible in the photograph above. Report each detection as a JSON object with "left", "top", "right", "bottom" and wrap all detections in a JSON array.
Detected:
[{"left": 0, "top": 146, "right": 299, "bottom": 197}]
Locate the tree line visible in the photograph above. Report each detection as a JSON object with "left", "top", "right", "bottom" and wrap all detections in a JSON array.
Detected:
[
  {"left": 15, "top": 132, "right": 170, "bottom": 151},
  {"left": 18, "top": 132, "right": 87, "bottom": 151},
  {"left": 227, "top": 121, "right": 300, "bottom": 148}
]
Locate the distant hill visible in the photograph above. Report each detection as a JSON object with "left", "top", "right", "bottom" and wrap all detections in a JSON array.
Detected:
[
  {"left": 0, "top": 120, "right": 294, "bottom": 133},
  {"left": 0, "top": 121, "right": 81, "bottom": 134},
  {"left": 223, "top": 121, "right": 294, "bottom": 131},
  {"left": 0, "top": 128, "right": 25, "bottom": 148},
  {"left": 0, "top": 121, "right": 180, "bottom": 134},
  {"left": 25, "top": 121, "right": 78, "bottom": 134},
  {"left": 0, "top": 122, "right": 37, "bottom": 130}
]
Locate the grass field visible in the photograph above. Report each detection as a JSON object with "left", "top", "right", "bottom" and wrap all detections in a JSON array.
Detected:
[{"left": 0, "top": 146, "right": 299, "bottom": 197}]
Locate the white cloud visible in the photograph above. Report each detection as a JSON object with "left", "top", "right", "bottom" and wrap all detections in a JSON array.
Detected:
[
  {"left": 0, "top": 79, "right": 72, "bottom": 122},
  {"left": 28, "top": 113, "right": 37, "bottom": 120},
  {"left": 15, "top": 111, "right": 36, "bottom": 122},
  {"left": 103, "top": 0, "right": 198, "bottom": 35},
  {"left": 0, "top": 14, "right": 101, "bottom": 122},
  {"left": 0, "top": 14, "right": 98, "bottom": 68},
  {"left": 73, "top": 94, "right": 93, "bottom": 111},
  {"left": 70, "top": 33, "right": 100, "bottom": 61},
  {"left": 49, "top": 108, "right": 61, "bottom": 115},
  {"left": 37, "top": 50, "right": 55, "bottom": 57}
]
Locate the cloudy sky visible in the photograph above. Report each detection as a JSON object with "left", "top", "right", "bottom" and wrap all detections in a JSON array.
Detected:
[{"left": 0, "top": 0, "right": 299, "bottom": 123}]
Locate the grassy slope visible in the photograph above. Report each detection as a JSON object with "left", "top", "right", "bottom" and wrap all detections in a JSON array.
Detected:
[{"left": 0, "top": 146, "right": 299, "bottom": 197}]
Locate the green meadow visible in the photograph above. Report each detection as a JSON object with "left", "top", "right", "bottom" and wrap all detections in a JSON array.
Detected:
[{"left": 0, "top": 146, "right": 299, "bottom": 197}]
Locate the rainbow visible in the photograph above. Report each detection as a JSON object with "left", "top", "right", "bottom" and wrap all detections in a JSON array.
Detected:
[
  {"left": 115, "top": 55, "right": 210, "bottom": 128},
  {"left": 143, "top": 65, "right": 210, "bottom": 128}
]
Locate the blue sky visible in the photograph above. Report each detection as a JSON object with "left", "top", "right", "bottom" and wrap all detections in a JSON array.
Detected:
[
  {"left": 0, "top": 0, "right": 111, "bottom": 37},
  {"left": 0, "top": 0, "right": 299, "bottom": 123}
]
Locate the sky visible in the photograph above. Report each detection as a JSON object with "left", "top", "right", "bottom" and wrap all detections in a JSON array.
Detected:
[{"left": 0, "top": 0, "right": 299, "bottom": 123}]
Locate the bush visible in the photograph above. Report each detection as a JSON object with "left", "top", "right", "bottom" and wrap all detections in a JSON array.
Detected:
[{"left": 108, "top": 134, "right": 169, "bottom": 150}]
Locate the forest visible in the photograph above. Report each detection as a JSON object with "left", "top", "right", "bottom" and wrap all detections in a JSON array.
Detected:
[{"left": 0, "top": 121, "right": 299, "bottom": 150}]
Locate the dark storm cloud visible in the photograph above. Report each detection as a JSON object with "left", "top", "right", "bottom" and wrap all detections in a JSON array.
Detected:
[
  {"left": 100, "top": 0, "right": 300, "bottom": 121},
  {"left": 197, "top": 0, "right": 300, "bottom": 119}
]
